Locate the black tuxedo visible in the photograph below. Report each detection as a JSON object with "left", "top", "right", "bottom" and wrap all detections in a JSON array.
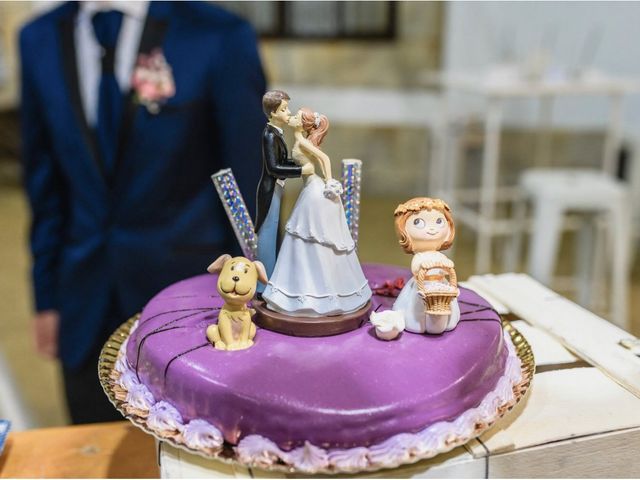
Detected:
[{"left": 255, "top": 124, "right": 302, "bottom": 231}]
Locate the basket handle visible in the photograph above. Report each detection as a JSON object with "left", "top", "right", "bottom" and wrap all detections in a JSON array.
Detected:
[
  {"left": 448, "top": 267, "right": 458, "bottom": 290},
  {"left": 416, "top": 264, "right": 458, "bottom": 297}
]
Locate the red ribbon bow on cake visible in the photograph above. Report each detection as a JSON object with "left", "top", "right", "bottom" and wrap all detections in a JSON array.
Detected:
[{"left": 371, "top": 277, "right": 406, "bottom": 297}]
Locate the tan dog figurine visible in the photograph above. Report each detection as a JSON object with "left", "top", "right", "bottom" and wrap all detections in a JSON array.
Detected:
[{"left": 206, "top": 254, "right": 267, "bottom": 351}]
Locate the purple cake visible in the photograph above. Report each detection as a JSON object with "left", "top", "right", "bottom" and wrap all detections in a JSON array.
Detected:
[{"left": 115, "top": 263, "right": 521, "bottom": 472}]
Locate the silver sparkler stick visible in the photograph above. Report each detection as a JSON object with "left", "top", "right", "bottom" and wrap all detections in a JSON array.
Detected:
[
  {"left": 211, "top": 169, "right": 258, "bottom": 260},
  {"left": 341, "top": 159, "right": 362, "bottom": 246}
]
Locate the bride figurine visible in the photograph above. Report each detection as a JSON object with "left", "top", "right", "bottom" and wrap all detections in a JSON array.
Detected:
[{"left": 262, "top": 108, "right": 372, "bottom": 317}]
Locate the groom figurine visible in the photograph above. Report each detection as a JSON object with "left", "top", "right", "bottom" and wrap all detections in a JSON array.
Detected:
[{"left": 256, "top": 90, "right": 312, "bottom": 291}]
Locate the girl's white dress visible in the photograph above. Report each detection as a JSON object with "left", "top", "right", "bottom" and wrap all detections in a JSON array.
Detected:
[
  {"left": 392, "top": 251, "right": 460, "bottom": 334},
  {"left": 262, "top": 173, "right": 372, "bottom": 317}
]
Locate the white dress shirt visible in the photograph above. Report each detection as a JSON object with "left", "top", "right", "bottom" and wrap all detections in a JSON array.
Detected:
[
  {"left": 75, "top": 1, "right": 149, "bottom": 126},
  {"left": 268, "top": 123, "right": 284, "bottom": 136}
]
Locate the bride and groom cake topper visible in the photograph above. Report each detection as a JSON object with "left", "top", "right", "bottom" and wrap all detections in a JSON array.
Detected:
[
  {"left": 208, "top": 89, "right": 371, "bottom": 346},
  {"left": 255, "top": 90, "right": 372, "bottom": 323}
]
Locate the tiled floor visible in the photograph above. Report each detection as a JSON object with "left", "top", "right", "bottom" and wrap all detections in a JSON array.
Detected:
[{"left": 1, "top": 183, "right": 638, "bottom": 429}]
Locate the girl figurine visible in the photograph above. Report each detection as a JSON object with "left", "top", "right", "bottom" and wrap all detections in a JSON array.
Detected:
[
  {"left": 262, "top": 108, "right": 371, "bottom": 316},
  {"left": 391, "top": 197, "right": 460, "bottom": 335}
]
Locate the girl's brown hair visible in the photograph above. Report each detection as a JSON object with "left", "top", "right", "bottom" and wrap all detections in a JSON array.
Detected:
[
  {"left": 393, "top": 197, "right": 455, "bottom": 253},
  {"left": 300, "top": 107, "right": 329, "bottom": 147}
]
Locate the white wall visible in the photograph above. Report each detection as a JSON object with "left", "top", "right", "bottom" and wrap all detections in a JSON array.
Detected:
[{"left": 444, "top": 1, "right": 640, "bottom": 133}]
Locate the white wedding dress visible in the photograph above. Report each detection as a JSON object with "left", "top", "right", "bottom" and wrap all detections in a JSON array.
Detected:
[{"left": 262, "top": 169, "right": 372, "bottom": 317}]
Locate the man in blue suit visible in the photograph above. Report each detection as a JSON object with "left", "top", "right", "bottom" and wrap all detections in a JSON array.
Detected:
[{"left": 20, "top": 1, "right": 265, "bottom": 423}]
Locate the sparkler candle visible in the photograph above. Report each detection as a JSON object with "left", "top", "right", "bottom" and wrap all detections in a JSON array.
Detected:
[
  {"left": 341, "top": 159, "right": 362, "bottom": 246},
  {"left": 211, "top": 169, "right": 258, "bottom": 260}
]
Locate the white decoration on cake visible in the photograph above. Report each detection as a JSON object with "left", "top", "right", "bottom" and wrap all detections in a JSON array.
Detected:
[
  {"left": 370, "top": 310, "right": 405, "bottom": 340},
  {"left": 125, "top": 383, "right": 155, "bottom": 411},
  {"left": 117, "top": 369, "right": 140, "bottom": 391},
  {"left": 368, "top": 433, "right": 415, "bottom": 467},
  {"left": 236, "top": 435, "right": 289, "bottom": 467},
  {"left": 451, "top": 410, "right": 476, "bottom": 438},
  {"left": 327, "top": 447, "right": 369, "bottom": 471},
  {"left": 183, "top": 419, "right": 224, "bottom": 451},
  {"left": 147, "top": 401, "right": 183, "bottom": 433},
  {"left": 288, "top": 441, "right": 330, "bottom": 473},
  {"left": 413, "top": 421, "right": 451, "bottom": 456}
]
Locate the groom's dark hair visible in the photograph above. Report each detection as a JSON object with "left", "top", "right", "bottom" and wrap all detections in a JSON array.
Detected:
[{"left": 262, "top": 90, "right": 290, "bottom": 118}]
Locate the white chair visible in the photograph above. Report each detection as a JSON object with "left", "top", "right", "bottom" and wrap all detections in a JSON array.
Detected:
[{"left": 518, "top": 168, "right": 631, "bottom": 329}]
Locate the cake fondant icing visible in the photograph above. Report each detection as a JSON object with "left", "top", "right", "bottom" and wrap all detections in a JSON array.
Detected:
[{"left": 125, "top": 264, "right": 510, "bottom": 451}]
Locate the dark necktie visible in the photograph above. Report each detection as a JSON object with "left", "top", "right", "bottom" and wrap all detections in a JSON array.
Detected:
[{"left": 91, "top": 10, "right": 124, "bottom": 178}]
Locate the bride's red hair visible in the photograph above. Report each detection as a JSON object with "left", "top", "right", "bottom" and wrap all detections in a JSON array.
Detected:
[{"left": 300, "top": 107, "right": 329, "bottom": 147}]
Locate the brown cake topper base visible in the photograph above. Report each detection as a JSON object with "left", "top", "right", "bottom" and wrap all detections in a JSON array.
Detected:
[{"left": 253, "top": 300, "right": 372, "bottom": 337}]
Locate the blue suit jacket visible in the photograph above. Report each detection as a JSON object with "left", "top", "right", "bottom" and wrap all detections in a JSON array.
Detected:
[{"left": 20, "top": 1, "right": 266, "bottom": 368}]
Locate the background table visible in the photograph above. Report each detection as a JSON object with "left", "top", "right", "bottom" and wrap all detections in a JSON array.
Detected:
[
  {"left": 424, "top": 69, "right": 640, "bottom": 274},
  {"left": 0, "top": 422, "right": 157, "bottom": 478}
]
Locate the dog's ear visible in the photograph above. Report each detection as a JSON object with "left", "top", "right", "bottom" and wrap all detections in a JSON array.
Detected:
[
  {"left": 207, "top": 254, "right": 232, "bottom": 274},
  {"left": 253, "top": 260, "right": 268, "bottom": 284}
]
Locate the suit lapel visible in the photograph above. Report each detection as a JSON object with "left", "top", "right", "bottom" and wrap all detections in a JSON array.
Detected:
[
  {"left": 58, "top": 2, "right": 171, "bottom": 191},
  {"left": 268, "top": 124, "right": 287, "bottom": 156},
  {"left": 58, "top": 12, "right": 106, "bottom": 182},
  {"left": 112, "top": 2, "right": 170, "bottom": 188}
]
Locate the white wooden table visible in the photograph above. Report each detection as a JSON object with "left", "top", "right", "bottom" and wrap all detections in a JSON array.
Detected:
[
  {"left": 158, "top": 273, "right": 640, "bottom": 478},
  {"left": 424, "top": 69, "right": 640, "bottom": 274}
]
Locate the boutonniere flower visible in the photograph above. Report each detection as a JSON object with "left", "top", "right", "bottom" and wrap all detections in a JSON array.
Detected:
[{"left": 131, "top": 48, "right": 175, "bottom": 114}]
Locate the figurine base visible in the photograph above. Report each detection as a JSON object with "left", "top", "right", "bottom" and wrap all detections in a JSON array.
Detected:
[{"left": 253, "top": 300, "right": 372, "bottom": 337}]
